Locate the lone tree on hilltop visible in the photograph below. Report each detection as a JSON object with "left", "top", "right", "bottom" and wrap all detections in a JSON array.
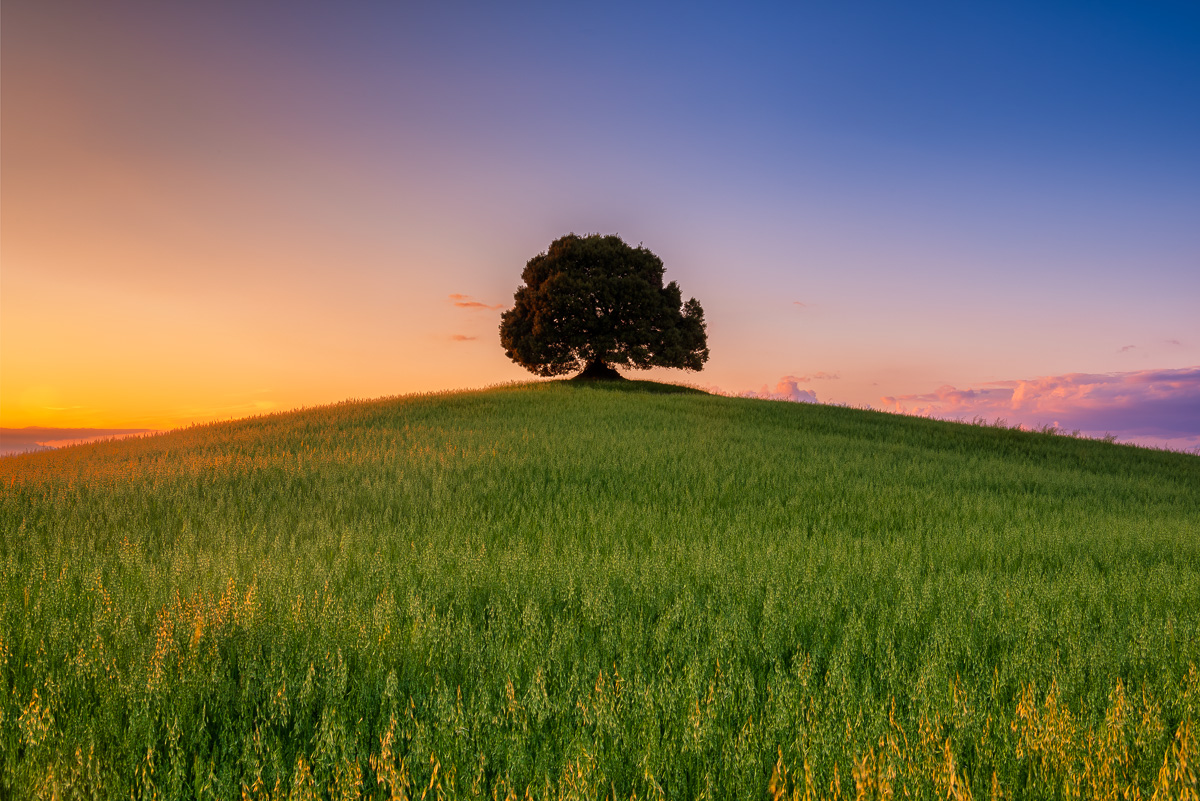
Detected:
[{"left": 499, "top": 234, "right": 709, "bottom": 379}]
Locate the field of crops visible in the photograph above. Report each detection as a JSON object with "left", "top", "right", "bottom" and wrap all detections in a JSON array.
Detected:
[{"left": 2, "top": 380, "right": 1198, "bottom": 799}]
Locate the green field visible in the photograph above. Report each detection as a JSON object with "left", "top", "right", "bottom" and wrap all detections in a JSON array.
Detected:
[{"left": 2, "top": 381, "right": 1198, "bottom": 799}]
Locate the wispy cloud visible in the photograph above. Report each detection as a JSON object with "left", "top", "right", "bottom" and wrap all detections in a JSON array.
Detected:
[
  {"left": 793, "top": 301, "right": 808, "bottom": 309},
  {"left": 450, "top": 334, "right": 477, "bottom": 342},
  {"left": 880, "top": 366, "right": 1200, "bottom": 448},
  {"left": 1119, "top": 344, "right": 1137, "bottom": 353},
  {"left": 449, "top": 293, "right": 503, "bottom": 310}
]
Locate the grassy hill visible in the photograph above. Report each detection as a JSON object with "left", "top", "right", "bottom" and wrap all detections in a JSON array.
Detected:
[{"left": 2, "top": 381, "right": 1198, "bottom": 799}]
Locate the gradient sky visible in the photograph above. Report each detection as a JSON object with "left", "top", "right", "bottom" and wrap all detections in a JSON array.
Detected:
[{"left": 4, "top": 1, "right": 1199, "bottom": 448}]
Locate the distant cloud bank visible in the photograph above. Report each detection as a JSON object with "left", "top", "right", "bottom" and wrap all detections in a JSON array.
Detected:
[
  {"left": 0, "top": 427, "right": 154, "bottom": 457},
  {"left": 880, "top": 366, "right": 1200, "bottom": 450}
]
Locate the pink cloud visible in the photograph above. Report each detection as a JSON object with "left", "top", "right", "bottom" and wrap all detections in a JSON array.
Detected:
[
  {"left": 880, "top": 366, "right": 1200, "bottom": 449},
  {"left": 1119, "top": 344, "right": 1136, "bottom": 353},
  {"left": 450, "top": 334, "right": 477, "bottom": 342},
  {"left": 703, "top": 377, "right": 813, "bottom": 403},
  {"left": 754, "top": 377, "right": 819, "bottom": 403},
  {"left": 449, "top": 293, "right": 503, "bottom": 310},
  {"left": 705, "top": 372, "right": 840, "bottom": 403}
]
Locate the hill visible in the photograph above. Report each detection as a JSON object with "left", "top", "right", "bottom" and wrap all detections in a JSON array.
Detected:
[{"left": 2, "top": 381, "right": 1198, "bottom": 799}]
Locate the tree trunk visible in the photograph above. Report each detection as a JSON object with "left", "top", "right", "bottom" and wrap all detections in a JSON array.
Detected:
[{"left": 572, "top": 359, "right": 625, "bottom": 381}]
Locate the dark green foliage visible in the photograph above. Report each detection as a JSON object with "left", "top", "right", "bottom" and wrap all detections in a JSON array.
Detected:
[{"left": 499, "top": 234, "right": 709, "bottom": 377}]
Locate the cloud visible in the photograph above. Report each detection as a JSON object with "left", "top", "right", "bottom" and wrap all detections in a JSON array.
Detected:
[
  {"left": 709, "top": 377, "right": 818, "bottom": 403},
  {"left": 450, "top": 334, "right": 477, "bottom": 342},
  {"left": 1, "top": 427, "right": 154, "bottom": 456},
  {"left": 705, "top": 372, "right": 838, "bottom": 404},
  {"left": 449, "top": 293, "right": 503, "bottom": 310},
  {"left": 793, "top": 301, "right": 807, "bottom": 309},
  {"left": 755, "top": 378, "right": 819, "bottom": 403},
  {"left": 880, "top": 366, "right": 1200, "bottom": 448},
  {"left": 1167, "top": 339, "right": 1183, "bottom": 346},
  {"left": 1119, "top": 345, "right": 1137, "bottom": 353}
]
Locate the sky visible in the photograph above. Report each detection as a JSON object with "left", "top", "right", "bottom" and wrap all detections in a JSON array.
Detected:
[{"left": 3, "top": 1, "right": 1199, "bottom": 450}]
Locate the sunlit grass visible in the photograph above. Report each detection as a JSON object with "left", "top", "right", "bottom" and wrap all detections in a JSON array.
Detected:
[{"left": 2, "top": 381, "right": 1198, "bottom": 798}]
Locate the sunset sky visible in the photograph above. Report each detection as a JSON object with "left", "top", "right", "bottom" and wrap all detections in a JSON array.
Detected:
[{"left": 3, "top": 1, "right": 1198, "bottom": 449}]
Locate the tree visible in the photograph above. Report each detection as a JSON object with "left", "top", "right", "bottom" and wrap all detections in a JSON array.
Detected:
[{"left": 499, "top": 234, "right": 708, "bottom": 379}]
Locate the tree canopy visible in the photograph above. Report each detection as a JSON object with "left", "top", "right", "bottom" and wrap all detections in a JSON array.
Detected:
[{"left": 499, "top": 234, "right": 709, "bottom": 379}]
